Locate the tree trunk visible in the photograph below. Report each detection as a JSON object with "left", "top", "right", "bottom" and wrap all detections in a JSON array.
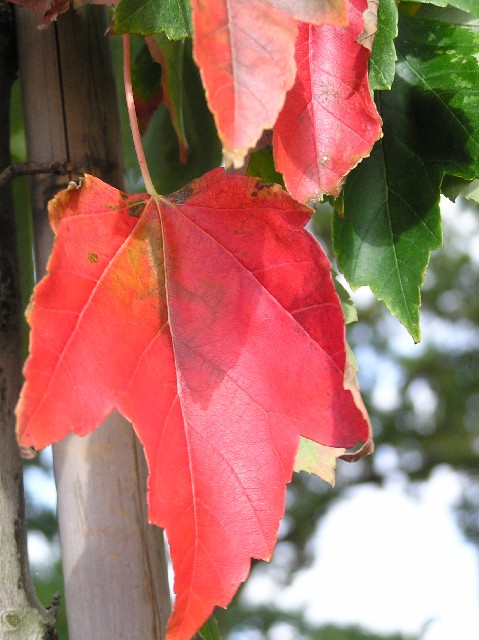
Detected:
[
  {"left": 0, "top": 2, "right": 54, "bottom": 638},
  {"left": 15, "top": 6, "right": 171, "bottom": 639}
]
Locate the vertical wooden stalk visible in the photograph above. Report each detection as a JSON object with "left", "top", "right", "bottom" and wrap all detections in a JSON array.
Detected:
[
  {"left": 0, "top": 2, "right": 54, "bottom": 638},
  {"left": 15, "top": 6, "right": 171, "bottom": 639}
]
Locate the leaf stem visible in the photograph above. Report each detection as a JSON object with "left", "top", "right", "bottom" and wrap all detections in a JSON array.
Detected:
[{"left": 123, "top": 35, "right": 158, "bottom": 197}]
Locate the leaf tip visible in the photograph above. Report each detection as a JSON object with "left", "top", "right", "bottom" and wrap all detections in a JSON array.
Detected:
[{"left": 340, "top": 437, "right": 374, "bottom": 463}]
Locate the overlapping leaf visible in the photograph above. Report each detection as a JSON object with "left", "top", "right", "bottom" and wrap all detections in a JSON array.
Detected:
[
  {"left": 190, "top": 0, "right": 298, "bottom": 167},
  {"left": 146, "top": 35, "right": 188, "bottom": 160},
  {"left": 369, "top": 0, "right": 398, "bottom": 90},
  {"left": 16, "top": 170, "right": 370, "bottom": 640},
  {"left": 9, "top": 0, "right": 119, "bottom": 25},
  {"left": 247, "top": 145, "right": 285, "bottom": 187},
  {"left": 401, "top": 0, "right": 479, "bottom": 18},
  {"left": 131, "top": 43, "right": 163, "bottom": 134},
  {"left": 112, "top": 0, "right": 192, "bottom": 38},
  {"left": 334, "top": 15, "right": 479, "bottom": 340},
  {"left": 9, "top": 0, "right": 71, "bottom": 24},
  {"left": 293, "top": 439, "right": 346, "bottom": 485},
  {"left": 273, "top": 0, "right": 383, "bottom": 203},
  {"left": 141, "top": 38, "right": 222, "bottom": 195},
  {"left": 263, "top": 0, "right": 348, "bottom": 24},
  {"left": 190, "top": 0, "right": 351, "bottom": 168},
  {"left": 442, "top": 176, "right": 479, "bottom": 203}
]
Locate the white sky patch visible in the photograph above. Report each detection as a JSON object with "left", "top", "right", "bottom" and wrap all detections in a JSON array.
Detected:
[
  {"left": 28, "top": 531, "right": 60, "bottom": 578},
  {"left": 243, "top": 469, "right": 479, "bottom": 639},
  {"left": 24, "top": 464, "right": 57, "bottom": 511}
]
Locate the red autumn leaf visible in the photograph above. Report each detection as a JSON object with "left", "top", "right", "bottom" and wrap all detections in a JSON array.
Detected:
[
  {"left": 190, "top": 0, "right": 349, "bottom": 168},
  {"left": 191, "top": 0, "right": 297, "bottom": 168},
  {"left": 263, "top": 0, "right": 348, "bottom": 25},
  {"left": 16, "top": 170, "right": 370, "bottom": 640},
  {"left": 273, "top": 0, "right": 383, "bottom": 202},
  {"left": 9, "top": 0, "right": 70, "bottom": 25},
  {"left": 9, "top": 0, "right": 117, "bottom": 26}
]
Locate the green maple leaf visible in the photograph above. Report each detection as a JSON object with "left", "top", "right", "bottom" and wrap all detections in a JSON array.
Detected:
[{"left": 334, "top": 14, "right": 479, "bottom": 341}]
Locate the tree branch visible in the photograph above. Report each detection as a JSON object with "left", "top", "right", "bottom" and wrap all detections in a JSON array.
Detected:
[{"left": 0, "top": 161, "right": 73, "bottom": 189}]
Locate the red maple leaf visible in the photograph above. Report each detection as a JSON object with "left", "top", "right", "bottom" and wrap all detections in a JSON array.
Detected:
[
  {"left": 16, "top": 170, "right": 370, "bottom": 639},
  {"left": 273, "top": 0, "right": 383, "bottom": 202},
  {"left": 190, "top": 0, "right": 348, "bottom": 167}
]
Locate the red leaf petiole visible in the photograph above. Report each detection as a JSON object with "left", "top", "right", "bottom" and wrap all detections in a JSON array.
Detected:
[{"left": 123, "top": 35, "right": 158, "bottom": 198}]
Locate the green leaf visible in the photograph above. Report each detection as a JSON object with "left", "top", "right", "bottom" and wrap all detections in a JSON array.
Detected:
[
  {"left": 369, "top": 0, "right": 398, "bottom": 90},
  {"left": 401, "top": 0, "right": 479, "bottom": 19},
  {"left": 294, "top": 438, "right": 345, "bottom": 486},
  {"left": 442, "top": 176, "right": 479, "bottom": 203},
  {"left": 334, "top": 276, "right": 358, "bottom": 325},
  {"left": 415, "top": 4, "right": 479, "bottom": 28},
  {"left": 146, "top": 35, "right": 188, "bottom": 159},
  {"left": 394, "top": 16, "right": 479, "bottom": 179},
  {"left": 131, "top": 44, "right": 163, "bottom": 134},
  {"left": 112, "top": 0, "right": 192, "bottom": 38},
  {"left": 246, "top": 146, "right": 285, "bottom": 187},
  {"left": 334, "top": 137, "right": 442, "bottom": 342},
  {"left": 198, "top": 616, "right": 222, "bottom": 640},
  {"left": 143, "top": 39, "right": 222, "bottom": 194},
  {"left": 334, "top": 15, "right": 479, "bottom": 340}
]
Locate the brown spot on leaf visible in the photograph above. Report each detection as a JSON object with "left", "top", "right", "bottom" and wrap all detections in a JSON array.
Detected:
[
  {"left": 167, "top": 184, "right": 194, "bottom": 204},
  {"left": 127, "top": 201, "right": 146, "bottom": 218}
]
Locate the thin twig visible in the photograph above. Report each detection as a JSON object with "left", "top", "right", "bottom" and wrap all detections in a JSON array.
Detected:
[
  {"left": 0, "top": 160, "right": 73, "bottom": 189},
  {"left": 123, "top": 34, "right": 158, "bottom": 197}
]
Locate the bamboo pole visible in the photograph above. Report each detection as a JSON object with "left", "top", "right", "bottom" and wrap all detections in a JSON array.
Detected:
[
  {"left": 0, "top": 2, "right": 54, "bottom": 637},
  {"left": 15, "top": 6, "right": 171, "bottom": 638}
]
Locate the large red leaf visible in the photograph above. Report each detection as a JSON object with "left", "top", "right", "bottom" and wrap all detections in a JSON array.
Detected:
[
  {"left": 16, "top": 170, "right": 370, "bottom": 639},
  {"left": 273, "top": 0, "right": 383, "bottom": 202}
]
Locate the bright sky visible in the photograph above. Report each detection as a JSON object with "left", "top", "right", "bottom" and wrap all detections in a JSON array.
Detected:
[{"left": 242, "top": 468, "right": 479, "bottom": 640}]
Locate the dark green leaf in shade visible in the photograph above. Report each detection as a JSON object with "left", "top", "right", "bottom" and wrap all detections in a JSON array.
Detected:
[
  {"left": 442, "top": 175, "right": 479, "bottom": 203},
  {"left": 246, "top": 146, "right": 285, "bottom": 187},
  {"left": 334, "top": 15, "right": 479, "bottom": 340},
  {"left": 393, "top": 16, "right": 479, "bottom": 179},
  {"left": 401, "top": 0, "right": 479, "bottom": 19},
  {"left": 415, "top": 4, "right": 479, "bottom": 27},
  {"left": 131, "top": 44, "right": 163, "bottom": 134},
  {"left": 112, "top": 0, "right": 192, "bottom": 38},
  {"left": 142, "top": 39, "right": 222, "bottom": 195},
  {"left": 369, "top": 0, "right": 398, "bottom": 90},
  {"left": 146, "top": 34, "right": 188, "bottom": 160},
  {"left": 198, "top": 615, "right": 222, "bottom": 640}
]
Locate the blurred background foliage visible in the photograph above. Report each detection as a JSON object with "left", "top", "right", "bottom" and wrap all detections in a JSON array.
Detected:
[{"left": 9, "top": 21, "right": 478, "bottom": 640}]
